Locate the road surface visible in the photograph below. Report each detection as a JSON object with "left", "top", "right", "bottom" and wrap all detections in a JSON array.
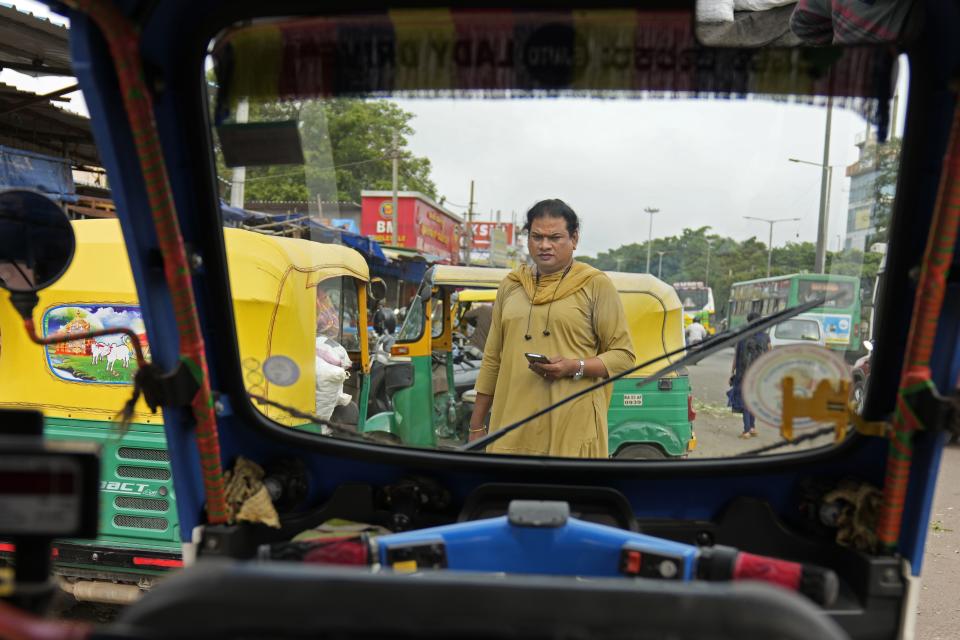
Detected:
[{"left": 916, "top": 442, "right": 960, "bottom": 639}]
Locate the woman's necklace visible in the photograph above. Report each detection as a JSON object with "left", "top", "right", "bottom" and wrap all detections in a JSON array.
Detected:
[{"left": 524, "top": 261, "right": 574, "bottom": 340}]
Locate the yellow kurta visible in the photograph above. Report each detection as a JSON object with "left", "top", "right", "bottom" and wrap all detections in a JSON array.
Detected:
[{"left": 475, "top": 262, "right": 635, "bottom": 458}]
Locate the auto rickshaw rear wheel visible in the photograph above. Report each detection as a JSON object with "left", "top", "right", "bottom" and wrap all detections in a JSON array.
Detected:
[{"left": 615, "top": 444, "right": 667, "bottom": 460}]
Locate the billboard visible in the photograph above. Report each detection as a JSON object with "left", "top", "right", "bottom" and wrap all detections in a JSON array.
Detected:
[
  {"left": 489, "top": 226, "right": 509, "bottom": 266},
  {"left": 360, "top": 192, "right": 462, "bottom": 263},
  {"left": 470, "top": 222, "right": 514, "bottom": 250}
]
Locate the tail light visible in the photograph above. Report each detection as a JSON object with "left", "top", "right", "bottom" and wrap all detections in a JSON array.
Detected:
[
  {"left": 133, "top": 557, "right": 183, "bottom": 568},
  {"left": 688, "top": 394, "right": 697, "bottom": 422}
]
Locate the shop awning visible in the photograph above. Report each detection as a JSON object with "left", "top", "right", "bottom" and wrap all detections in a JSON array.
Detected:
[
  {"left": 381, "top": 247, "right": 447, "bottom": 264},
  {"left": 225, "top": 205, "right": 387, "bottom": 263}
]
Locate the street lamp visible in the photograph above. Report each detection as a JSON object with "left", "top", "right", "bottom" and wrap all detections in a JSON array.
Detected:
[
  {"left": 786, "top": 95, "right": 834, "bottom": 273},
  {"left": 644, "top": 207, "right": 659, "bottom": 274},
  {"left": 656, "top": 250, "right": 667, "bottom": 279},
  {"left": 744, "top": 216, "right": 802, "bottom": 278},
  {"left": 789, "top": 157, "right": 836, "bottom": 274}
]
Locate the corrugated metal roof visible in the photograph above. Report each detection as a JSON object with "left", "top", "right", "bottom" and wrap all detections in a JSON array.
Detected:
[
  {"left": 0, "top": 81, "right": 98, "bottom": 167},
  {"left": 0, "top": 3, "right": 72, "bottom": 77},
  {"left": 0, "top": 5, "right": 98, "bottom": 168}
]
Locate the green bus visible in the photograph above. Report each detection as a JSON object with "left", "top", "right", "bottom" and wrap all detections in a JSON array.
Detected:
[{"left": 726, "top": 274, "right": 862, "bottom": 353}]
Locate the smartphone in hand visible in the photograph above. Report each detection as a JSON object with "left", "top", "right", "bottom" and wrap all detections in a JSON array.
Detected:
[{"left": 524, "top": 352, "right": 551, "bottom": 364}]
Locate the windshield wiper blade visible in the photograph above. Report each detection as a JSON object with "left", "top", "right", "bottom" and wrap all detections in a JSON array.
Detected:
[{"left": 461, "top": 297, "right": 828, "bottom": 452}]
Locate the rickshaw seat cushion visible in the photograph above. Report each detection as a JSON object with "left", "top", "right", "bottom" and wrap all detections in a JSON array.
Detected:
[{"left": 384, "top": 361, "right": 414, "bottom": 397}]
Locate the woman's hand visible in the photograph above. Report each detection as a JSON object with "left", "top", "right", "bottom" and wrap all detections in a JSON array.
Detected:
[{"left": 529, "top": 356, "right": 577, "bottom": 381}]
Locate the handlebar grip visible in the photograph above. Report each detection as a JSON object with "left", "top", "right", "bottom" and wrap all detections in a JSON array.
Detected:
[
  {"left": 697, "top": 546, "right": 839, "bottom": 607},
  {"left": 733, "top": 551, "right": 839, "bottom": 607}
]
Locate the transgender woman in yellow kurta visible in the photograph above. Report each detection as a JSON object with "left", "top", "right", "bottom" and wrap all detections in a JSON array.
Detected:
[{"left": 474, "top": 261, "right": 635, "bottom": 458}]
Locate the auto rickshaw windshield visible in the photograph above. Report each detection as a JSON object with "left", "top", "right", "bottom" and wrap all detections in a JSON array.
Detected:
[{"left": 208, "top": 10, "right": 904, "bottom": 461}]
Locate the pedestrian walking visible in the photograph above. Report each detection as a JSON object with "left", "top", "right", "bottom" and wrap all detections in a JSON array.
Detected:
[{"left": 728, "top": 311, "right": 770, "bottom": 438}]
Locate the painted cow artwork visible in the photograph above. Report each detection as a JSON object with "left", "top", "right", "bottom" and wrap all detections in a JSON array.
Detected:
[
  {"left": 44, "top": 304, "right": 148, "bottom": 385},
  {"left": 91, "top": 342, "right": 111, "bottom": 364},
  {"left": 106, "top": 343, "right": 131, "bottom": 372}
]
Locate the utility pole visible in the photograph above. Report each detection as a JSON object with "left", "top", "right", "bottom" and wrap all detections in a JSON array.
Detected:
[
  {"left": 744, "top": 216, "right": 802, "bottom": 278},
  {"left": 705, "top": 239, "right": 713, "bottom": 287},
  {"left": 815, "top": 97, "right": 833, "bottom": 273},
  {"left": 615, "top": 256, "right": 624, "bottom": 272},
  {"left": 656, "top": 250, "right": 667, "bottom": 279},
  {"left": 391, "top": 131, "right": 399, "bottom": 246},
  {"left": 465, "top": 180, "right": 475, "bottom": 266},
  {"left": 230, "top": 98, "right": 249, "bottom": 209},
  {"left": 789, "top": 155, "right": 835, "bottom": 274},
  {"left": 644, "top": 207, "right": 659, "bottom": 274}
]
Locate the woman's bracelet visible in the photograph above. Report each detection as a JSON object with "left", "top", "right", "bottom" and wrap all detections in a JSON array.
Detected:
[{"left": 468, "top": 425, "right": 487, "bottom": 433}]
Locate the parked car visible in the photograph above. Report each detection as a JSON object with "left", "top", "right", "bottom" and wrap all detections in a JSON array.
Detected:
[
  {"left": 851, "top": 340, "right": 874, "bottom": 413},
  {"left": 769, "top": 316, "right": 826, "bottom": 348}
]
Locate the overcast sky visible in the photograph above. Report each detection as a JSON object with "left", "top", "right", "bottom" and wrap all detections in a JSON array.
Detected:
[{"left": 397, "top": 93, "right": 904, "bottom": 257}]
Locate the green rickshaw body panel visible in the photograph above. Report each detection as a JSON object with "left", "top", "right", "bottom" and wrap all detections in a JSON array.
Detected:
[
  {"left": 608, "top": 375, "right": 693, "bottom": 457},
  {"left": 43, "top": 418, "right": 180, "bottom": 554},
  {"left": 386, "top": 355, "right": 437, "bottom": 448},
  {"left": 363, "top": 411, "right": 396, "bottom": 433}
]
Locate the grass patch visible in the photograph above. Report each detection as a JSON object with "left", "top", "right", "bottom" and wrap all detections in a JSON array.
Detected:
[
  {"left": 48, "top": 353, "right": 138, "bottom": 384},
  {"left": 931, "top": 520, "right": 953, "bottom": 534},
  {"left": 693, "top": 398, "right": 731, "bottom": 418}
]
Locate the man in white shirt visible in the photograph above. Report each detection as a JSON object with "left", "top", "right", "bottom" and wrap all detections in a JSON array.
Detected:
[{"left": 685, "top": 318, "right": 708, "bottom": 346}]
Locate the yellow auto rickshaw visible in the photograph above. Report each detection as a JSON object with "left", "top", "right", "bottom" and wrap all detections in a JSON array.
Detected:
[
  {"left": 226, "top": 225, "right": 373, "bottom": 429},
  {"left": 0, "top": 218, "right": 373, "bottom": 599}
]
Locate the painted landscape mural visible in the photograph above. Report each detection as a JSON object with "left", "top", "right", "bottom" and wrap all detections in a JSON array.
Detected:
[{"left": 43, "top": 305, "right": 149, "bottom": 384}]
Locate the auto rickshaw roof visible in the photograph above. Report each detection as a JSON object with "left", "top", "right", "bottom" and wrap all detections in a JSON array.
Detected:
[
  {"left": 432, "top": 265, "right": 512, "bottom": 288},
  {"left": 456, "top": 272, "right": 682, "bottom": 307},
  {"left": 605, "top": 272, "right": 683, "bottom": 309},
  {"left": 446, "top": 269, "right": 681, "bottom": 309},
  {"left": 65, "top": 220, "right": 369, "bottom": 304},
  {"left": 223, "top": 226, "right": 370, "bottom": 284}
]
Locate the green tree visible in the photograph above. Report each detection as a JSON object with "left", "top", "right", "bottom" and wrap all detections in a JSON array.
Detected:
[
  {"left": 216, "top": 99, "right": 437, "bottom": 205},
  {"left": 865, "top": 136, "right": 901, "bottom": 248},
  {"left": 581, "top": 228, "right": 880, "bottom": 319}
]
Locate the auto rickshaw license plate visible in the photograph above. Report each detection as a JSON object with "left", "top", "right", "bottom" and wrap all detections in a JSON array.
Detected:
[{"left": 623, "top": 394, "right": 643, "bottom": 407}]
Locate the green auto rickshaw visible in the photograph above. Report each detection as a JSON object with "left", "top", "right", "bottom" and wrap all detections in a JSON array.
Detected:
[{"left": 362, "top": 265, "right": 696, "bottom": 458}]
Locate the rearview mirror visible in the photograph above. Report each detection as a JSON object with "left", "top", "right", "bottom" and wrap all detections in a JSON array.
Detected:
[
  {"left": 369, "top": 277, "right": 388, "bottom": 302},
  {"left": 0, "top": 190, "right": 75, "bottom": 295}
]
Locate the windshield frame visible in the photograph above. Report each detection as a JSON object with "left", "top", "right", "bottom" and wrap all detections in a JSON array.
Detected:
[{"left": 166, "top": 2, "right": 916, "bottom": 474}]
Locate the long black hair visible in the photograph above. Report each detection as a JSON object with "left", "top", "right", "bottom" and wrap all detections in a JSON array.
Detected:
[{"left": 523, "top": 199, "right": 580, "bottom": 236}]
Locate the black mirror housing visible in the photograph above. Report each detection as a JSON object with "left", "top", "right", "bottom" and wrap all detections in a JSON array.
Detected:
[{"left": 0, "top": 190, "right": 76, "bottom": 296}]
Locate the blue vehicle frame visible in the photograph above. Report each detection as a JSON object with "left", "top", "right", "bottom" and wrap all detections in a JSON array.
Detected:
[{"left": 36, "top": 0, "right": 960, "bottom": 637}]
